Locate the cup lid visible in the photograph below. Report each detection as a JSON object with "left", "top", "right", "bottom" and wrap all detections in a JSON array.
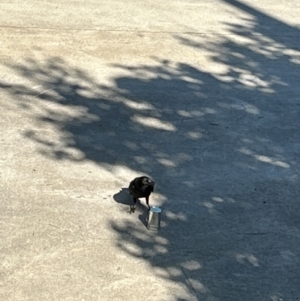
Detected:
[{"left": 151, "top": 206, "right": 161, "bottom": 213}]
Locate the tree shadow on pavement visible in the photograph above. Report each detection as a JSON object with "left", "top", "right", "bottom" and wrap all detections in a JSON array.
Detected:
[{"left": 1, "top": 0, "right": 300, "bottom": 300}]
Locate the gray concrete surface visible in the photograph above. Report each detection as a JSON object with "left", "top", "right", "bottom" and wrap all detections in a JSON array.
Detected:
[{"left": 1, "top": 1, "right": 300, "bottom": 300}]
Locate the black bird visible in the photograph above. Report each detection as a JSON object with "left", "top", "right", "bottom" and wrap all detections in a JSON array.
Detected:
[{"left": 128, "top": 176, "right": 155, "bottom": 213}]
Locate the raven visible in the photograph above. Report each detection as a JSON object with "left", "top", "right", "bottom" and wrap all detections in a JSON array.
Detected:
[{"left": 128, "top": 176, "right": 155, "bottom": 213}]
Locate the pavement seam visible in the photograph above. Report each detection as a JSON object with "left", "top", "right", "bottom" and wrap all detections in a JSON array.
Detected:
[
  {"left": 0, "top": 25, "right": 299, "bottom": 38},
  {"left": 180, "top": 266, "right": 200, "bottom": 300}
]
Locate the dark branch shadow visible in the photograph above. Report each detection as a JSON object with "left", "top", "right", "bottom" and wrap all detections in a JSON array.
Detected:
[{"left": 1, "top": 1, "right": 300, "bottom": 300}]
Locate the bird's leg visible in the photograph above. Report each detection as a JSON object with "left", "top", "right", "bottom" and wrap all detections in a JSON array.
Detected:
[
  {"left": 146, "top": 196, "right": 150, "bottom": 211},
  {"left": 130, "top": 198, "right": 137, "bottom": 213}
]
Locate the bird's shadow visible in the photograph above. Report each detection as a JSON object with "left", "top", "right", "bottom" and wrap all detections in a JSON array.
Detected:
[
  {"left": 113, "top": 188, "right": 133, "bottom": 214},
  {"left": 113, "top": 188, "right": 131, "bottom": 205},
  {"left": 113, "top": 188, "right": 150, "bottom": 222}
]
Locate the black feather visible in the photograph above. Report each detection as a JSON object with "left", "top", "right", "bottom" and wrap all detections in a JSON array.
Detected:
[{"left": 128, "top": 176, "right": 155, "bottom": 213}]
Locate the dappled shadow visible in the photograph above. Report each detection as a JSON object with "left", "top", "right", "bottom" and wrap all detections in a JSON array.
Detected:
[{"left": 1, "top": 0, "right": 300, "bottom": 299}]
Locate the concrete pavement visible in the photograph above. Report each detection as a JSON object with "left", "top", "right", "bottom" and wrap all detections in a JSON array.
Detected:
[{"left": 1, "top": 1, "right": 300, "bottom": 300}]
